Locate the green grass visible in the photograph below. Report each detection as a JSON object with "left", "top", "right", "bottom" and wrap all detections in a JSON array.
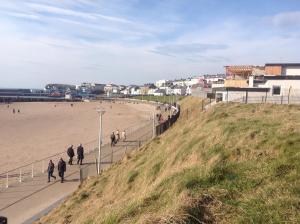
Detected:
[
  {"left": 38, "top": 97, "right": 300, "bottom": 224},
  {"left": 131, "top": 95, "right": 185, "bottom": 104}
]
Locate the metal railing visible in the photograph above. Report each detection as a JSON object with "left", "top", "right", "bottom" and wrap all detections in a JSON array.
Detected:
[
  {"left": 230, "top": 95, "right": 300, "bottom": 105},
  {"left": 0, "top": 98, "right": 173, "bottom": 189},
  {"left": 0, "top": 120, "right": 152, "bottom": 190}
]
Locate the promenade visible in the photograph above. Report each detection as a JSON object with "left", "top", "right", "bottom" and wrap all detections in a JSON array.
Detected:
[{"left": 0, "top": 122, "right": 153, "bottom": 224}]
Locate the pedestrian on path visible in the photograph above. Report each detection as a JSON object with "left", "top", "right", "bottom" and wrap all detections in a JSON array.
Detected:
[
  {"left": 58, "top": 158, "right": 66, "bottom": 183},
  {"left": 110, "top": 132, "right": 116, "bottom": 147},
  {"left": 77, "top": 144, "right": 84, "bottom": 165},
  {"left": 121, "top": 130, "right": 126, "bottom": 142},
  {"left": 116, "top": 129, "right": 120, "bottom": 142},
  {"left": 47, "top": 160, "right": 56, "bottom": 182},
  {"left": 67, "top": 145, "right": 75, "bottom": 165}
]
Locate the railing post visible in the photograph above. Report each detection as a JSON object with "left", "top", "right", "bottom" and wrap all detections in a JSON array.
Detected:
[
  {"left": 42, "top": 160, "right": 45, "bottom": 173},
  {"left": 19, "top": 169, "right": 22, "bottom": 183},
  {"left": 6, "top": 172, "right": 9, "bottom": 188},
  {"left": 152, "top": 112, "right": 156, "bottom": 139}
]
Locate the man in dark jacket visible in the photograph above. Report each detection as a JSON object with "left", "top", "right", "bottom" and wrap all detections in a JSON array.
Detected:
[
  {"left": 77, "top": 144, "right": 84, "bottom": 165},
  {"left": 110, "top": 132, "right": 116, "bottom": 147},
  {"left": 58, "top": 158, "right": 66, "bottom": 183},
  {"left": 47, "top": 160, "right": 56, "bottom": 182},
  {"left": 67, "top": 145, "right": 75, "bottom": 165}
]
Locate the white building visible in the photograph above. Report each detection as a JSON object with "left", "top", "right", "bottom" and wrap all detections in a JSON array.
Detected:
[
  {"left": 155, "top": 80, "right": 172, "bottom": 88},
  {"left": 130, "top": 86, "right": 141, "bottom": 95},
  {"left": 215, "top": 75, "right": 300, "bottom": 102},
  {"left": 104, "top": 84, "right": 120, "bottom": 96},
  {"left": 153, "top": 89, "right": 165, "bottom": 96},
  {"left": 173, "top": 86, "right": 186, "bottom": 95},
  {"left": 256, "top": 76, "right": 300, "bottom": 96}
]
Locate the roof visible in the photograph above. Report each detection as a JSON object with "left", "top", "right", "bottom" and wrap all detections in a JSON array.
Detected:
[
  {"left": 265, "top": 63, "right": 300, "bottom": 67},
  {"left": 215, "top": 87, "right": 270, "bottom": 92}
]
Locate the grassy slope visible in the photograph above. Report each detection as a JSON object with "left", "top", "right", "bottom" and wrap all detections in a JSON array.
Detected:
[
  {"left": 37, "top": 97, "right": 300, "bottom": 224},
  {"left": 131, "top": 95, "right": 185, "bottom": 104}
]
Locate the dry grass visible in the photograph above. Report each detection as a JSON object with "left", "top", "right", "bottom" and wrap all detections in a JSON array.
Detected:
[{"left": 37, "top": 97, "right": 300, "bottom": 224}]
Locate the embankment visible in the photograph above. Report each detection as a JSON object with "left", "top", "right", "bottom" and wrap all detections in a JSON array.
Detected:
[{"left": 37, "top": 97, "right": 300, "bottom": 223}]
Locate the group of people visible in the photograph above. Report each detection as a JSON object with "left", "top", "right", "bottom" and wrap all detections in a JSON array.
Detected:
[
  {"left": 110, "top": 130, "right": 126, "bottom": 147},
  {"left": 67, "top": 144, "right": 84, "bottom": 165},
  {"left": 47, "top": 144, "right": 85, "bottom": 183}
]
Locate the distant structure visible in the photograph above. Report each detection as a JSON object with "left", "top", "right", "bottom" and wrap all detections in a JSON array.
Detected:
[{"left": 213, "top": 63, "right": 300, "bottom": 103}]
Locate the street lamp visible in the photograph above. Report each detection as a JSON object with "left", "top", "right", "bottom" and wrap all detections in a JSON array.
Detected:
[{"left": 96, "top": 107, "right": 105, "bottom": 175}]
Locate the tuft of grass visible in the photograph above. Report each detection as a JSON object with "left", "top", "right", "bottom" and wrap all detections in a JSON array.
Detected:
[{"left": 127, "top": 170, "right": 139, "bottom": 184}]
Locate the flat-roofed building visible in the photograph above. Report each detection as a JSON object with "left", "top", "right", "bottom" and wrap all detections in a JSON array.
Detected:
[{"left": 265, "top": 63, "right": 300, "bottom": 76}]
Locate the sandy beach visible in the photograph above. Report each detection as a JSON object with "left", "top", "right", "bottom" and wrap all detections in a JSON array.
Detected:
[{"left": 0, "top": 101, "right": 156, "bottom": 173}]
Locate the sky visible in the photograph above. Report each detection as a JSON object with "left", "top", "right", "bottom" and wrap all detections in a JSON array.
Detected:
[{"left": 1, "top": 0, "right": 300, "bottom": 88}]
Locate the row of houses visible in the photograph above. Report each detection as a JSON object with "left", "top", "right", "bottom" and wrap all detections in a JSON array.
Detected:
[{"left": 43, "top": 74, "right": 226, "bottom": 99}]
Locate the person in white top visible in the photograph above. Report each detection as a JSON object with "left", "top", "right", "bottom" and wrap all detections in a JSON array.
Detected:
[
  {"left": 121, "top": 130, "right": 126, "bottom": 141},
  {"left": 116, "top": 130, "right": 120, "bottom": 142}
]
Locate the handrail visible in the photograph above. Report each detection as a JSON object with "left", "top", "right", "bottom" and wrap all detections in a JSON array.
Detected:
[{"left": 0, "top": 120, "right": 152, "bottom": 176}]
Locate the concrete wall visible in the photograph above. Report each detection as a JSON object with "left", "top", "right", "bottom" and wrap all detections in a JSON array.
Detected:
[
  {"left": 283, "top": 67, "right": 300, "bottom": 76},
  {"left": 258, "top": 80, "right": 300, "bottom": 96},
  {"left": 217, "top": 90, "right": 269, "bottom": 102},
  {"left": 224, "top": 80, "right": 248, "bottom": 87}
]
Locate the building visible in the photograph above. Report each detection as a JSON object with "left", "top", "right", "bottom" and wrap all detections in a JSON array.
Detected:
[
  {"left": 225, "top": 65, "right": 264, "bottom": 80},
  {"left": 265, "top": 63, "right": 300, "bottom": 76},
  {"left": 79, "top": 83, "right": 105, "bottom": 95},
  {"left": 172, "top": 86, "right": 187, "bottom": 95},
  {"left": 152, "top": 89, "right": 165, "bottom": 96},
  {"left": 45, "top": 84, "right": 76, "bottom": 94},
  {"left": 215, "top": 75, "right": 300, "bottom": 102},
  {"left": 104, "top": 84, "right": 120, "bottom": 96},
  {"left": 140, "top": 83, "right": 156, "bottom": 95},
  {"left": 155, "top": 80, "right": 172, "bottom": 88},
  {"left": 130, "top": 86, "right": 141, "bottom": 95}
]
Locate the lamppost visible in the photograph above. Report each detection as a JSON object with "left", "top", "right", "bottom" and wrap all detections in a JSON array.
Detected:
[{"left": 96, "top": 107, "right": 105, "bottom": 175}]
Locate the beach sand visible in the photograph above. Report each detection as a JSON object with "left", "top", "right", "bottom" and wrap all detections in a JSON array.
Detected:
[{"left": 0, "top": 101, "right": 156, "bottom": 173}]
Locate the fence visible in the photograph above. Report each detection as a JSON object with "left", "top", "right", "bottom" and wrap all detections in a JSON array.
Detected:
[
  {"left": 0, "top": 119, "right": 153, "bottom": 190},
  {"left": 79, "top": 120, "right": 155, "bottom": 181},
  {"left": 231, "top": 95, "right": 300, "bottom": 105},
  {"left": 0, "top": 99, "right": 181, "bottom": 189},
  {"left": 156, "top": 105, "right": 181, "bottom": 136}
]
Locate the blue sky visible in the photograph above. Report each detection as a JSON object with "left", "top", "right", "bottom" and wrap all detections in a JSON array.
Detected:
[{"left": 0, "top": 0, "right": 300, "bottom": 88}]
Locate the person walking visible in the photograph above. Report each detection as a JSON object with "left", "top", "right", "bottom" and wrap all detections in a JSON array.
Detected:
[
  {"left": 116, "top": 129, "right": 120, "bottom": 142},
  {"left": 57, "top": 158, "right": 66, "bottom": 183},
  {"left": 77, "top": 144, "right": 84, "bottom": 165},
  {"left": 121, "top": 130, "right": 126, "bottom": 142},
  {"left": 110, "top": 132, "right": 116, "bottom": 147},
  {"left": 67, "top": 145, "right": 75, "bottom": 165},
  {"left": 47, "top": 160, "right": 56, "bottom": 182}
]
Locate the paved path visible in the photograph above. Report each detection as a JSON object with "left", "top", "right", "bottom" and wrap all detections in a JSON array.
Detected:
[{"left": 0, "top": 123, "right": 152, "bottom": 224}]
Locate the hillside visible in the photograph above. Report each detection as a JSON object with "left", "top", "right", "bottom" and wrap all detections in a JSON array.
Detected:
[{"left": 37, "top": 97, "right": 300, "bottom": 224}]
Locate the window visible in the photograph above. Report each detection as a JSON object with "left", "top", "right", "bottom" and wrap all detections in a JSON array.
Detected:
[{"left": 272, "top": 86, "right": 281, "bottom": 95}]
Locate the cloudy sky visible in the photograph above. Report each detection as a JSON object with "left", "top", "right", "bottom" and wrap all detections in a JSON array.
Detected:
[{"left": 1, "top": 0, "right": 300, "bottom": 88}]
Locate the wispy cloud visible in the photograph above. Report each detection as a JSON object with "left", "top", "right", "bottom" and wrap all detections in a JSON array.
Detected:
[
  {"left": 151, "top": 43, "right": 228, "bottom": 57},
  {"left": 271, "top": 11, "right": 300, "bottom": 28},
  {"left": 0, "top": 0, "right": 300, "bottom": 87}
]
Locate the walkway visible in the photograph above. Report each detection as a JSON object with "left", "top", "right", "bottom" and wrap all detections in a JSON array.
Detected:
[{"left": 0, "top": 123, "right": 152, "bottom": 224}]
